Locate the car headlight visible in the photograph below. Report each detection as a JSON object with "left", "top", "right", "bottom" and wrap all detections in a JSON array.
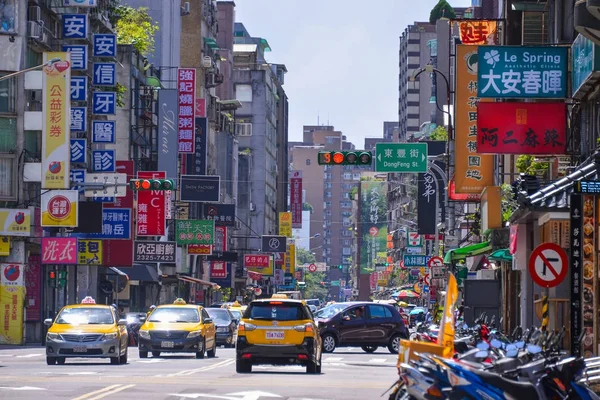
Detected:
[
  {"left": 187, "top": 330, "right": 202, "bottom": 338},
  {"left": 139, "top": 330, "right": 151, "bottom": 339},
  {"left": 46, "top": 332, "right": 61, "bottom": 341},
  {"left": 103, "top": 332, "right": 118, "bottom": 341}
]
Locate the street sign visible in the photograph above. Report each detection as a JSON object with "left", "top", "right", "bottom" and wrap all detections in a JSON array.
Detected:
[
  {"left": 84, "top": 173, "right": 127, "bottom": 198},
  {"left": 374, "top": 143, "right": 428, "bottom": 173},
  {"left": 428, "top": 256, "right": 444, "bottom": 268},
  {"left": 369, "top": 227, "right": 379, "bottom": 236},
  {"left": 407, "top": 232, "right": 421, "bottom": 247},
  {"left": 403, "top": 255, "right": 431, "bottom": 267},
  {"left": 308, "top": 263, "right": 317, "bottom": 273},
  {"left": 423, "top": 274, "right": 430, "bottom": 286},
  {"left": 528, "top": 242, "right": 568, "bottom": 288},
  {"left": 261, "top": 235, "right": 287, "bottom": 253}
]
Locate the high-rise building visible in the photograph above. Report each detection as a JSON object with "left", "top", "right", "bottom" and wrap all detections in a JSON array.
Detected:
[{"left": 383, "top": 121, "right": 399, "bottom": 142}]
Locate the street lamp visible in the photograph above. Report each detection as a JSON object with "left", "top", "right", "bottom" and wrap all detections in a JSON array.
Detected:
[
  {"left": 427, "top": 157, "right": 449, "bottom": 256},
  {"left": 0, "top": 58, "right": 62, "bottom": 82},
  {"left": 409, "top": 65, "right": 452, "bottom": 139}
]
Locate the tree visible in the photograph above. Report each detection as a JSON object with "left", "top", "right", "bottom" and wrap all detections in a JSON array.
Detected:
[
  {"left": 304, "top": 271, "right": 328, "bottom": 301},
  {"left": 302, "top": 202, "right": 314, "bottom": 213},
  {"left": 429, "top": 125, "right": 448, "bottom": 141},
  {"left": 430, "top": 0, "right": 457, "bottom": 25},
  {"left": 296, "top": 248, "right": 316, "bottom": 265},
  {"left": 516, "top": 155, "right": 549, "bottom": 177},
  {"left": 113, "top": 6, "right": 159, "bottom": 56}
]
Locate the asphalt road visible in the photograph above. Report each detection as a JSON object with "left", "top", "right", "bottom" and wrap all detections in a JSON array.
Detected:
[{"left": 0, "top": 345, "right": 399, "bottom": 400}]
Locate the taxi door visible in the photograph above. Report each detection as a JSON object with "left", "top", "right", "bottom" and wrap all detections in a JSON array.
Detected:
[
  {"left": 201, "top": 308, "right": 216, "bottom": 349},
  {"left": 114, "top": 309, "right": 128, "bottom": 352}
]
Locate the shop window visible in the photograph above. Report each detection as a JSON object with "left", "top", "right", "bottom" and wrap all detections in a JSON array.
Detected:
[
  {"left": 0, "top": 74, "right": 16, "bottom": 113},
  {"left": 0, "top": 1, "right": 16, "bottom": 33}
]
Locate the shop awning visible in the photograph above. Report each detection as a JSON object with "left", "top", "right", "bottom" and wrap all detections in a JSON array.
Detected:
[
  {"left": 122, "top": 264, "right": 159, "bottom": 282},
  {"left": 443, "top": 241, "right": 492, "bottom": 263},
  {"left": 108, "top": 267, "right": 129, "bottom": 278},
  {"left": 488, "top": 249, "right": 513, "bottom": 263},
  {"left": 178, "top": 275, "right": 218, "bottom": 288},
  {"left": 204, "top": 37, "right": 219, "bottom": 49}
]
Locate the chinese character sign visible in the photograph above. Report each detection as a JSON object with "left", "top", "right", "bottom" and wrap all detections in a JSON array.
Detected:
[
  {"left": 93, "top": 62, "right": 116, "bottom": 86},
  {"left": 41, "top": 238, "right": 78, "bottom": 264},
  {"left": 210, "top": 261, "right": 227, "bottom": 279},
  {"left": 62, "top": 45, "right": 88, "bottom": 70},
  {"left": 279, "top": 212, "right": 292, "bottom": 238},
  {"left": 459, "top": 20, "right": 498, "bottom": 45},
  {"left": 569, "top": 194, "right": 583, "bottom": 354},
  {"left": 477, "top": 102, "right": 567, "bottom": 155},
  {"left": 72, "top": 209, "right": 131, "bottom": 240},
  {"left": 454, "top": 45, "right": 494, "bottom": 194},
  {"left": 93, "top": 34, "right": 117, "bottom": 57},
  {"left": 290, "top": 171, "right": 303, "bottom": 229},
  {"left": 70, "top": 107, "right": 87, "bottom": 132},
  {"left": 42, "top": 52, "right": 71, "bottom": 189},
  {"left": 70, "top": 169, "right": 86, "bottom": 193},
  {"left": 70, "top": 76, "right": 87, "bottom": 101},
  {"left": 243, "top": 254, "right": 270, "bottom": 268},
  {"left": 477, "top": 46, "right": 568, "bottom": 99},
  {"left": 359, "top": 180, "right": 388, "bottom": 275},
  {"left": 92, "top": 150, "right": 116, "bottom": 172},
  {"left": 92, "top": 92, "right": 116, "bottom": 115},
  {"left": 25, "top": 255, "right": 42, "bottom": 322},
  {"left": 133, "top": 241, "right": 176, "bottom": 263},
  {"left": 77, "top": 240, "right": 103, "bottom": 265},
  {"left": 62, "top": 14, "right": 88, "bottom": 39},
  {"left": 136, "top": 171, "right": 166, "bottom": 236},
  {"left": 177, "top": 68, "right": 196, "bottom": 153},
  {"left": 92, "top": 121, "right": 116, "bottom": 143},
  {"left": 70, "top": 138, "right": 86, "bottom": 163},
  {"left": 176, "top": 220, "right": 214, "bottom": 245},
  {"left": 0, "top": 264, "right": 25, "bottom": 345},
  {"left": 41, "top": 190, "right": 78, "bottom": 227}
]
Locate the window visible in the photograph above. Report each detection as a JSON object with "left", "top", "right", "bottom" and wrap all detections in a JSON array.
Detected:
[
  {"left": 0, "top": 1, "right": 16, "bottom": 33},
  {"left": 368, "top": 305, "right": 387, "bottom": 319},
  {"left": 0, "top": 75, "right": 16, "bottom": 113},
  {"left": 306, "top": 158, "right": 310, "bottom": 165},
  {"left": 247, "top": 302, "right": 309, "bottom": 321},
  {"left": 235, "top": 84, "right": 253, "bottom": 102},
  {"left": 0, "top": 118, "right": 16, "bottom": 151},
  {"left": 236, "top": 123, "right": 252, "bottom": 136}
]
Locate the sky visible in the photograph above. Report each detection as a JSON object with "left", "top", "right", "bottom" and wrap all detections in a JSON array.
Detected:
[{"left": 234, "top": 0, "right": 474, "bottom": 147}]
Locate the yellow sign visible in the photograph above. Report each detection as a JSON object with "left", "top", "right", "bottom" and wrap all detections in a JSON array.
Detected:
[
  {"left": 0, "top": 264, "right": 25, "bottom": 345},
  {"left": 42, "top": 52, "right": 71, "bottom": 189},
  {"left": 454, "top": 45, "right": 494, "bottom": 194},
  {"left": 41, "top": 190, "right": 79, "bottom": 227},
  {"left": 283, "top": 242, "right": 296, "bottom": 274},
  {"left": 279, "top": 212, "right": 292, "bottom": 237},
  {"left": 0, "top": 209, "right": 31, "bottom": 237},
  {"left": 0, "top": 237, "right": 9, "bottom": 256},
  {"left": 437, "top": 273, "right": 459, "bottom": 353},
  {"left": 78, "top": 240, "right": 103, "bottom": 265}
]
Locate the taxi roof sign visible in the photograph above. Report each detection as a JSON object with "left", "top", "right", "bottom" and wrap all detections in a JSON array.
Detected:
[
  {"left": 174, "top": 298, "right": 187, "bottom": 305},
  {"left": 81, "top": 296, "right": 96, "bottom": 304}
]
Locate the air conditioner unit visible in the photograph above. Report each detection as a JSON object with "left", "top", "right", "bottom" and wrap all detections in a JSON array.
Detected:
[
  {"left": 28, "top": 21, "right": 42, "bottom": 39},
  {"left": 202, "top": 56, "right": 213, "bottom": 69},
  {"left": 249, "top": 202, "right": 256, "bottom": 211},
  {"left": 28, "top": 6, "right": 41, "bottom": 22}
]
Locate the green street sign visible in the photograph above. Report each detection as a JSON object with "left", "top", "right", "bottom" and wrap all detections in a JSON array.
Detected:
[
  {"left": 374, "top": 143, "right": 428, "bottom": 173},
  {"left": 176, "top": 220, "right": 214, "bottom": 245}
]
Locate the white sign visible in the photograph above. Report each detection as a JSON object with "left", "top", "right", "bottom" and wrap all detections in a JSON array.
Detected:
[
  {"left": 84, "top": 173, "right": 128, "bottom": 198},
  {"left": 408, "top": 231, "right": 421, "bottom": 247},
  {"left": 298, "top": 262, "right": 327, "bottom": 272},
  {"left": 428, "top": 256, "right": 444, "bottom": 268}
]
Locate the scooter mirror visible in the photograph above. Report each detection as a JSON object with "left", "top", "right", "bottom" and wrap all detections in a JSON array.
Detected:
[
  {"left": 490, "top": 339, "right": 503, "bottom": 349},
  {"left": 477, "top": 342, "right": 490, "bottom": 350}
]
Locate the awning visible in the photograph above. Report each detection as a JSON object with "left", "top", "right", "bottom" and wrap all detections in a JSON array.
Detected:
[
  {"left": 178, "top": 275, "right": 218, "bottom": 288},
  {"left": 443, "top": 241, "right": 492, "bottom": 263},
  {"left": 204, "top": 37, "right": 219, "bottom": 49},
  {"left": 121, "top": 264, "right": 159, "bottom": 282},
  {"left": 488, "top": 249, "right": 513, "bottom": 263},
  {"left": 108, "top": 267, "right": 129, "bottom": 278}
]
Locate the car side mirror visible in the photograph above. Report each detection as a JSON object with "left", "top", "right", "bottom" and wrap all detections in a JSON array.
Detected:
[
  {"left": 117, "top": 319, "right": 127, "bottom": 326},
  {"left": 204, "top": 318, "right": 213, "bottom": 324},
  {"left": 44, "top": 318, "right": 53, "bottom": 326},
  {"left": 140, "top": 316, "right": 146, "bottom": 322}
]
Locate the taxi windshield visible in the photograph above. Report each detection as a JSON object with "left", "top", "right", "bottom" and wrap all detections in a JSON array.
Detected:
[
  {"left": 56, "top": 307, "right": 114, "bottom": 325},
  {"left": 246, "top": 302, "right": 308, "bottom": 321},
  {"left": 148, "top": 307, "right": 200, "bottom": 323}
]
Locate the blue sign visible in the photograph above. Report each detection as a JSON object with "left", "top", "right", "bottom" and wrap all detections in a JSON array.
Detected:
[
  {"left": 93, "top": 63, "right": 116, "bottom": 86},
  {"left": 72, "top": 209, "right": 131, "bottom": 240},
  {"left": 92, "top": 150, "right": 115, "bottom": 172},
  {"left": 572, "top": 34, "right": 600, "bottom": 99},
  {"left": 92, "top": 121, "right": 116, "bottom": 143},
  {"left": 92, "top": 196, "right": 115, "bottom": 203},
  {"left": 70, "top": 107, "right": 87, "bottom": 132},
  {"left": 403, "top": 255, "right": 431, "bottom": 267},
  {"left": 477, "top": 46, "right": 568, "bottom": 99},
  {"left": 62, "top": 45, "right": 88, "bottom": 70},
  {"left": 70, "top": 169, "right": 86, "bottom": 193},
  {"left": 62, "top": 14, "right": 88, "bottom": 39},
  {"left": 92, "top": 92, "right": 116, "bottom": 115},
  {"left": 70, "top": 76, "right": 87, "bottom": 101},
  {"left": 65, "top": 0, "right": 97, "bottom": 5},
  {"left": 93, "top": 34, "right": 117, "bottom": 57},
  {"left": 70, "top": 138, "right": 87, "bottom": 163}
]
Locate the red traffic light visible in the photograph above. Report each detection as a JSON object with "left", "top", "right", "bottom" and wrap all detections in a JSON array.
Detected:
[
  {"left": 49, "top": 271, "right": 56, "bottom": 279},
  {"left": 332, "top": 152, "right": 345, "bottom": 164},
  {"left": 141, "top": 180, "right": 151, "bottom": 190}
]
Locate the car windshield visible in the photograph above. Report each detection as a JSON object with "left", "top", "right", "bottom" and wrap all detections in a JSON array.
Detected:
[
  {"left": 229, "top": 310, "right": 242, "bottom": 320},
  {"left": 246, "top": 302, "right": 308, "bottom": 321},
  {"left": 56, "top": 307, "right": 114, "bottom": 325},
  {"left": 206, "top": 308, "right": 231, "bottom": 324},
  {"left": 148, "top": 307, "right": 200, "bottom": 323},
  {"left": 314, "top": 303, "right": 349, "bottom": 319}
]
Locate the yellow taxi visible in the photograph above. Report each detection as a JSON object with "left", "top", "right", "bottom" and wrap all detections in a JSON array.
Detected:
[
  {"left": 44, "top": 296, "right": 129, "bottom": 366},
  {"left": 236, "top": 298, "right": 322, "bottom": 374},
  {"left": 223, "top": 301, "right": 246, "bottom": 323},
  {"left": 138, "top": 298, "right": 217, "bottom": 359}
]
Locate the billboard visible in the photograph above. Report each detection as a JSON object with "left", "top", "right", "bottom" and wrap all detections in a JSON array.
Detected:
[
  {"left": 290, "top": 171, "right": 303, "bottom": 228},
  {"left": 157, "top": 89, "right": 178, "bottom": 179},
  {"left": 359, "top": 180, "right": 388, "bottom": 274},
  {"left": 177, "top": 68, "right": 196, "bottom": 153},
  {"left": 0, "top": 264, "right": 25, "bottom": 344},
  {"left": 136, "top": 171, "right": 166, "bottom": 236},
  {"left": 0, "top": 209, "right": 30, "bottom": 237}
]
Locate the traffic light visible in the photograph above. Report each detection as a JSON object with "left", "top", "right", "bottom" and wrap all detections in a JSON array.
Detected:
[
  {"left": 338, "top": 265, "right": 343, "bottom": 270},
  {"left": 317, "top": 151, "right": 372, "bottom": 166},
  {"left": 58, "top": 270, "right": 67, "bottom": 289},
  {"left": 129, "top": 179, "right": 176, "bottom": 191},
  {"left": 48, "top": 270, "right": 57, "bottom": 288}
]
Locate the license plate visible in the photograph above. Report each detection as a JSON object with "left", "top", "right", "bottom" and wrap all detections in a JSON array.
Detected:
[
  {"left": 265, "top": 331, "right": 285, "bottom": 340},
  {"left": 73, "top": 346, "right": 87, "bottom": 353},
  {"left": 161, "top": 341, "right": 174, "bottom": 348}
]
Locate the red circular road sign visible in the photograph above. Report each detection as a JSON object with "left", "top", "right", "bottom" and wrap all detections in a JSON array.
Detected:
[
  {"left": 48, "top": 195, "right": 71, "bottom": 220},
  {"left": 369, "top": 227, "right": 379, "bottom": 236},
  {"left": 428, "top": 256, "right": 444, "bottom": 268},
  {"left": 528, "top": 243, "right": 568, "bottom": 288},
  {"left": 308, "top": 263, "right": 317, "bottom": 273}
]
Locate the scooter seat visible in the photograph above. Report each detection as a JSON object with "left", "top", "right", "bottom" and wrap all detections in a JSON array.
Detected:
[{"left": 468, "top": 367, "right": 539, "bottom": 399}]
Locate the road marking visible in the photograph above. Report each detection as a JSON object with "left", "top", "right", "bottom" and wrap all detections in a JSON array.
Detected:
[
  {"left": 0, "top": 354, "right": 15, "bottom": 357},
  {"left": 136, "top": 358, "right": 165, "bottom": 364},
  {"left": 85, "top": 384, "right": 136, "bottom": 400},
  {"left": 323, "top": 357, "right": 343, "bottom": 362},
  {"left": 71, "top": 384, "right": 123, "bottom": 400},
  {"left": 0, "top": 386, "right": 46, "bottom": 391},
  {"left": 170, "top": 358, "right": 235, "bottom": 376},
  {"left": 369, "top": 358, "right": 387, "bottom": 363},
  {"left": 16, "top": 353, "right": 43, "bottom": 358}
]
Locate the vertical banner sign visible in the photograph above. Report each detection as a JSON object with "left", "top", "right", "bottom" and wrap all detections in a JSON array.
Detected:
[
  {"left": 0, "top": 264, "right": 25, "bottom": 344},
  {"left": 570, "top": 194, "right": 583, "bottom": 355},
  {"left": 177, "top": 68, "right": 196, "bottom": 153},
  {"left": 25, "top": 255, "right": 42, "bottom": 322},
  {"left": 418, "top": 141, "right": 446, "bottom": 234},
  {"left": 157, "top": 89, "right": 179, "bottom": 179},
  {"left": 290, "top": 171, "right": 303, "bottom": 229},
  {"left": 186, "top": 117, "right": 208, "bottom": 176},
  {"left": 359, "top": 180, "right": 388, "bottom": 274},
  {"left": 136, "top": 171, "right": 166, "bottom": 236},
  {"left": 279, "top": 212, "right": 292, "bottom": 237},
  {"left": 42, "top": 52, "right": 71, "bottom": 189},
  {"left": 582, "top": 196, "right": 595, "bottom": 357},
  {"left": 455, "top": 45, "right": 494, "bottom": 194}
]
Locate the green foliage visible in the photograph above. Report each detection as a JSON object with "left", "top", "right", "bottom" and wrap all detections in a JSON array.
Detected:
[
  {"left": 516, "top": 155, "right": 549, "bottom": 176},
  {"left": 500, "top": 183, "right": 518, "bottom": 223},
  {"left": 115, "top": 83, "right": 127, "bottom": 108},
  {"left": 429, "top": 125, "right": 448, "bottom": 141},
  {"left": 218, "top": 287, "right": 232, "bottom": 302},
  {"left": 296, "top": 248, "right": 316, "bottom": 265},
  {"left": 430, "top": 0, "right": 457, "bottom": 24},
  {"left": 302, "top": 202, "right": 313, "bottom": 213},
  {"left": 114, "top": 6, "right": 159, "bottom": 56},
  {"left": 350, "top": 186, "right": 358, "bottom": 199},
  {"left": 304, "top": 272, "right": 328, "bottom": 301}
]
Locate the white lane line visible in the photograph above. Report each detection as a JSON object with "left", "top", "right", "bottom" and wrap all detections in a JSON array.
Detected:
[
  {"left": 136, "top": 358, "right": 165, "bottom": 364},
  {"left": 0, "top": 354, "right": 15, "bottom": 357},
  {"left": 16, "top": 354, "right": 43, "bottom": 358},
  {"left": 369, "top": 358, "right": 388, "bottom": 363},
  {"left": 323, "top": 357, "right": 343, "bottom": 362},
  {"left": 86, "top": 384, "right": 136, "bottom": 400},
  {"left": 0, "top": 386, "right": 46, "bottom": 391},
  {"left": 72, "top": 384, "right": 123, "bottom": 400},
  {"left": 169, "top": 358, "right": 235, "bottom": 376}
]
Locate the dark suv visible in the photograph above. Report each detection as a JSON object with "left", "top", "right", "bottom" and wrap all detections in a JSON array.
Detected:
[{"left": 317, "top": 302, "right": 409, "bottom": 354}]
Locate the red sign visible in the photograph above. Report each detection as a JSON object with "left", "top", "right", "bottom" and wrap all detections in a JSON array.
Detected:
[
  {"left": 248, "top": 271, "right": 262, "bottom": 280},
  {"left": 308, "top": 263, "right": 317, "bottom": 273},
  {"left": 424, "top": 234, "right": 443, "bottom": 240},
  {"left": 177, "top": 68, "right": 196, "bottom": 153},
  {"left": 136, "top": 171, "right": 166, "bottom": 236},
  {"left": 48, "top": 195, "right": 71, "bottom": 219},
  {"left": 215, "top": 226, "right": 228, "bottom": 251},
  {"left": 290, "top": 171, "right": 302, "bottom": 229},
  {"left": 210, "top": 261, "right": 227, "bottom": 278},
  {"left": 103, "top": 239, "right": 133, "bottom": 267},
  {"left": 244, "top": 254, "right": 270, "bottom": 268},
  {"left": 428, "top": 256, "right": 444, "bottom": 268},
  {"left": 449, "top": 175, "right": 481, "bottom": 202},
  {"left": 528, "top": 243, "right": 568, "bottom": 288},
  {"left": 195, "top": 98, "right": 206, "bottom": 118},
  {"left": 106, "top": 161, "right": 134, "bottom": 209},
  {"left": 477, "top": 102, "right": 567, "bottom": 155},
  {"left": 188, "top": 244, "right": 212, "bottom": 255},
  {"left": 41, "top": 238, "right": 78, "bottom": 264},
  {"left": 25, "top": 255, "right": 41, "bottom": 321}
]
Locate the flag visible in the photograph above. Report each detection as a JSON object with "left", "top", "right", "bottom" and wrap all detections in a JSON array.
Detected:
[{"left": 437, "top": 273, "right": 459, "bottom": 353}]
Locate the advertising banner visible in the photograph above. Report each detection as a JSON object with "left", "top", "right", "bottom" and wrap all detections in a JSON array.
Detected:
[
  {"left": 477, "top": 102, "right": 567, "bottom": 154},
  {"left": 136, "top": 171, "right": 166, "bottom": 236},
  {"left": 458, "top": 20, "right": 498, "bottom": 45},
  {"left": 570, "top": 194, "right": 583, "bottom": 354},
  {"left": 102, "top": 239, "right": 133, "bottom": 267},
  {"left": 77, "top": 239, "right": 103, "bottom": 265},
  {"left": 213, "top": 226, "right": 227, "bottom": 253},
  {"left": 71, "top": 208, "right": 131, "bottom": 240},
  {"left": 201, "top": 204, "right": 235, "bottom": 227},
  {"left": 418, "top": 141, "right": 446, "bottom": 234},
  {"left": 176, "top": 220, "right": 215, "bottom": 245},
  {"left": 0, "top": 209, "right": 30, "bottom": 237},
  {"left": 279, "top": 212, "right": 292, "bottom": 237},
  {"left": 41, "top": 237, "right": 78, "bottom": 264},
  {"left": 180, "top": 175, "right": 220, "bottom": 202},
  {"left": 290, "top": 171, "right": 303, "bottom": 228},
  {"left": 25, "top": 255, "right": 41, "bottom": 322},
  {"left": 243, "top": 254, "right": 270, "bottom": 268},
  {"left": 185, "top": 117, "right": 208, "bottom": 176},
  {"left": 157, "top": 89, "right": 178, "bottom": 178},
  {"left": 572, "top": 34, "right": 600, "bottom": 99},
  {"left": 477, "top": 46, "right": 568, "bottom": 99},
  {"left": 455, "top": 45, "right": 495, "bottom": 194},
  {"left": 177, "top": 68, "right": 196, "bottom": 153},
  {"left": 582, "top": 196, "right": 595, "bottom": 357},
  {"left": 210, "top": 261, "right": 227, "bottom": 279},
  {"left": 0, "top": 264, "right": 25, "bottom": 344},
  {"left": 359, "top": 180, "right": 388, "bottom": 274},
  {"left": 42, "top": 52, "right": 71, "bottom": 189},
  {"left": 285, "top": 240, "right": 296, "bottom": 275},
  {"left": 41, "top": 190, "right": 79, "bottom": 227},
  {"left": 133, "top": 241, "right": 176, "bottom": 263}
]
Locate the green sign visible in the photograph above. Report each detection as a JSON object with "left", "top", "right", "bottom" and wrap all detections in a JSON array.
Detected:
[
  {"left": 330, "top": 280, "right": 340, "bottom": 287},
  {"left": 572, "top": 34, "right": 600, "bottom": 99},
  {"left": 176, "top": 220, "right": 214, "bottom": 245},
  {"left": 374, "top": 143, "right": 428, "bottom": 173},
  {"left": 477, "top": 46, "right": 568, "bottom": 99}
]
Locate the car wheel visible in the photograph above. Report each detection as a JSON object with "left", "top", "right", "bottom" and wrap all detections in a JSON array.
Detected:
[
  {"left": 110, "top": 355, "right": 120, "bottom": 365},
  {"left": 388, "top": 334, "right": 402, "bottom": 354},
  {"left": 196, "top": 339, "right": 205, "bottom": 359},
  {"left": 152, "top": 351, "right": 161, "bottom": 358},
  {"left": 207, "top": 340, "right": 217, "bottom": 358},
  {"left": 236, "top": 359, "right": 251, "bottom": 373},
  {"left": 120, "top": 348, "right": 128, "bottom": 364},
  {"left": 46, "top": 356, "right": 56, "bottom": 365},
  {"left": 322, "top": 334, "right": 336, "bottom": 353},
  {"left": 306, "top": 360, "right": 318, "bottom": 374},
  {"left": 56, "top": 357, "right": 66, "bottom": 365},
  {"left": 361, "top": 345, "right": 378, "bottom": 353},
  {"left": 139, "top": 351, "right": 148, "bottom": 358}
]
